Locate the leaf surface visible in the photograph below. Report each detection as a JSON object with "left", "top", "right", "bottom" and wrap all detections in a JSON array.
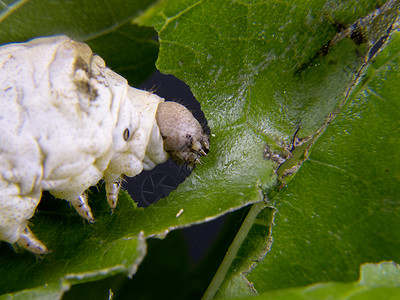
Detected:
[{"left": 240, "top": 262, "right": 400, "bottom": 300}]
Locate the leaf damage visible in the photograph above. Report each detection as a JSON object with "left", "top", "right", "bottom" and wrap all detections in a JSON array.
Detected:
[{"left": 270, "top": 0, "right": 400, "bottom": 187}]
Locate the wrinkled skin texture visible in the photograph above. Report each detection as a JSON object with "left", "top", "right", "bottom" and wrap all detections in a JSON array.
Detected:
[{"left": 0, "top": 36, "right": 173, "bottom": 254}]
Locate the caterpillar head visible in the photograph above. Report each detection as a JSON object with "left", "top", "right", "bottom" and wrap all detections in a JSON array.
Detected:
[{"left": 156, "top": 102, "right": 209, "bottom": 167}]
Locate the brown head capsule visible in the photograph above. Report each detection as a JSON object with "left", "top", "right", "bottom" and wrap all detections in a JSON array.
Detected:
[{"left": 156, "top": 101, "right": 209, "bottom": 167}]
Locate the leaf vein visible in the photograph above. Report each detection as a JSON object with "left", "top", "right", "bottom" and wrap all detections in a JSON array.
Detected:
[
  {"left": 159, "top": 0, "right": 203, "bottom": 33},
  {"left": 307, "top": 158, "right": 366, "bottom": 184}
]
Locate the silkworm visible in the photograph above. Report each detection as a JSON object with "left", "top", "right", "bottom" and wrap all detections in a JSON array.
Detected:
[{"left": 0, "top": 36, "right": 209, "bottom": 254}]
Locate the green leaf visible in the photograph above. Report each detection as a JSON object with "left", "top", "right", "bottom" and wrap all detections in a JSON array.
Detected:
[
  {"left": 0, "top": 0, "right": 155, "bottom": 42},
  {"left": 64, "top": 208, "right": 246, "bottom": 300},
  {"left": 136, "top": 0, "right": 400, "bottom": 297},
  {"left": 0, "top": 282, "right": 65, "bottom": 300},
  {"left": 0, "top": 189, "right": 148, "bottom": 295},
  {"left": 246, "top": 29, "right": 400, "bottom": 293},
  {"left": 137, "top": 0, "right": 374, "bottom": 136},
  {"left": 200, "top": 4, "right": 400, "bottom": 297},
  {"left": 237, "top": 262, "right": 400, "bottom": 300},
  {"left": 136, "top": 1, "right": 397, "bottom": 240}
]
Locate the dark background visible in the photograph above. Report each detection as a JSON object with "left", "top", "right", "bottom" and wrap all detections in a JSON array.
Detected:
[{"left": 129, "top": 71, "right": 224, "bottom": 263}]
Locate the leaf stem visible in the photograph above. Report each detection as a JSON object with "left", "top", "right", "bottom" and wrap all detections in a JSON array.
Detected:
[{"left": 202, "top": 201, "right": 266, "bottom": 300}]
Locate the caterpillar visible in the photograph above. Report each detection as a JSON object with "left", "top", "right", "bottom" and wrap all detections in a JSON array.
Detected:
[{"left": 0, "top": 36, "right": 209, "bottom": 254}]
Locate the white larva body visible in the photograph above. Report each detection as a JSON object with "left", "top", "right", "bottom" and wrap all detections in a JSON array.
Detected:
[{"left": 0, "top": 36, "right": 174, "bottom": 254}]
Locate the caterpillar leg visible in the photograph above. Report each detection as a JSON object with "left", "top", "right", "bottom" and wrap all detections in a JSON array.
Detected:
[
  {"left": 71, "top": 194, "right": 95, "bottom": 223},
  {"left": 16, "top": 226, "right": 49, "bottom": 254},
  {"left": 0, "top": 182, "right": 47, "bottom": 254},
  {"left": 105, "top": 181, "right": 121, "bottom": 212}
]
